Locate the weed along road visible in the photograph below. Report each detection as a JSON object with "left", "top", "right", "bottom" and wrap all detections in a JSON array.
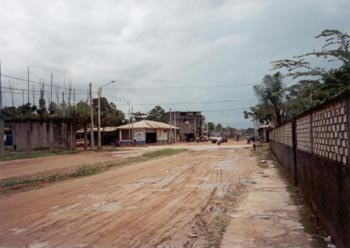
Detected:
[{"left": 0, "top": 144, "right": 314, "bottom": 247}]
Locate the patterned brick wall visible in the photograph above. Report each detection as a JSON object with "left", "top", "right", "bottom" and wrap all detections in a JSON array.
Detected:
[
  {"left": 312, "top": 100, "right": 348, "bottom": 164},
  {"left": 272, "top": 99, "right": 349, "bottom": 165},
  {"left": 269, "top": 122, "right": 293, "bottom": 146},
  {"left": 296, "top": 115, "right": 311, "bottom": 153}
]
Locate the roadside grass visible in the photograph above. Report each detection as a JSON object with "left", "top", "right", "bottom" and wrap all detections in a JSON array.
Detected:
[
  {"left": 0, "top": 148, "right": 78, "bottom": 161},
  {"left": 251, "top": 142, "right": 270, "bottom": 168},
  {"left": 0, "top": 148, "right": 188, "bottom": 195}
]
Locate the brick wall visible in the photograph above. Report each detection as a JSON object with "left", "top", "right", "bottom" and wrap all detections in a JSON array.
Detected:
[
  {"left": 270, "top": 122, "right": 293, "bottom": 146},
  {"left": 269, "top": 94, "right": 350, "bottom": 248},
  {"left": 312, "top": 100, "right": 348, "bottom": 164}
]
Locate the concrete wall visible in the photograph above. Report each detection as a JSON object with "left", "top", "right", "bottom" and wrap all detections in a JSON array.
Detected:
[
  {"left": 269, "top": 94, "right": 350, "bottom": 248},
  {"left": 11, "top": 119, "right": 76, "bottom": 150}
]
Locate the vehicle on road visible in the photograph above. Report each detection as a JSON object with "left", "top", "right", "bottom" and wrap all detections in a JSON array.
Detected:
[{"left": 209, "top": 133, "right": 221, "bottom": 143}]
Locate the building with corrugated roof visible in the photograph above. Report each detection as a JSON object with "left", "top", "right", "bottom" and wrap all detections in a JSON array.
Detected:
[{"left": 116, "top": 120, "right": 180, "bottom": 145}]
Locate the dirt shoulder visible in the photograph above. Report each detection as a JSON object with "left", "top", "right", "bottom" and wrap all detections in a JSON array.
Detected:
[{"left": 0, "top": 149, "right": 145, "bottom": 180}]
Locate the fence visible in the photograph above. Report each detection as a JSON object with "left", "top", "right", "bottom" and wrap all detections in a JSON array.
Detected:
[{"left": 269, "top": 91, "right": 350, "bottom": 248}]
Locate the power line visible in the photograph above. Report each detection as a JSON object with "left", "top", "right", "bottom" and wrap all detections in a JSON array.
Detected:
[
  {"left": 118, "top": 99, "right": 256, "bottom": 106},
  {"left": 1, "top": 73, "right": 95, "bottom": 93},
  {"left": 116, "top": 83, "right": 254, "bottom": 90}
]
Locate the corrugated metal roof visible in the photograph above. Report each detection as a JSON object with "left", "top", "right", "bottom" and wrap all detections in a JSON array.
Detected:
[
  {"left": 76, "top": 127, "right": 118, "bottom": 133},
  {"left": 117, "top": 120, "right": 180, "bottom": 130}
]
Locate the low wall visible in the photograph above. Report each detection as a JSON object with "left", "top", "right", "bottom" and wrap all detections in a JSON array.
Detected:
[
  {"left": 11, "top": 119, "right": 76, "bottom": 150},
  {"left": 269, "top": 92, "right": 350, "bottom": 248}
]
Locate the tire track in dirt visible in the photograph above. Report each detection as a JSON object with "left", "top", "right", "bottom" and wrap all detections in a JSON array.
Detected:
[{"left": 0, "top": 148, "right": 255, "bottom": 248}]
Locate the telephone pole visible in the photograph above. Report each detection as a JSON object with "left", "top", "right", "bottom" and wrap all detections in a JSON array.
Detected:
[
  {"left": 27, "top": 66, "right": 30, "bottom": 103},
  {"left": 89, "top": 83, "right": 94, "bottom": 150},
  {"left": 0, "top": 61, "right": 4, "bottom": 158}
]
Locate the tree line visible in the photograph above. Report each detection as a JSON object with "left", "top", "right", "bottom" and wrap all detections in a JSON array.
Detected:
[{"left": 244, "top": 29, "right": 350, "bottom": 126}]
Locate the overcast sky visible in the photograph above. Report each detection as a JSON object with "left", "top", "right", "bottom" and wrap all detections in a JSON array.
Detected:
[{"left": 0, "top": 0, "right": 349, "bottom": 127}]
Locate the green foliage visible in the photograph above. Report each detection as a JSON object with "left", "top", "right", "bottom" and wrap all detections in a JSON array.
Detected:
[
  {"left": 48, "top": 102, "right": 59, "bottom": 115},
  {"left": 92, "top": 97, "right": 125, "bottom": 126},
  {"left": 215, "top": 123, "right": 223, "bottom": 132},
  {"left": 0, "top": 149, "right": 78, "bottom": 161},
  {"left": 246, "top": 29, "right": 350, "bottom": 124},
  {"left": 75, "top": 100, "right": 90, "bottom": 117},
  {"left": 37, "top": 87, "right": 47, "bottom": 118},
  {"left": 146, "top": 105, "right": 167, "bottom": 123},
  {"left": 207, "top": 122, "right": 215, "bottom": 131},
  {"left": 244, "top": 72, "right": 287, "bottom": 125}
]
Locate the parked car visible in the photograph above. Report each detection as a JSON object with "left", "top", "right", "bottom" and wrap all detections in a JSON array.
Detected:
[{"left": 209, "top": 133, "right": 221, "bottom": 143}]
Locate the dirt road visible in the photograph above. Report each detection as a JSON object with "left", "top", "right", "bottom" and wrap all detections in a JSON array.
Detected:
[
  {"left": 0, "top": 141, "right": 249, "bottom": 181},
  {"left": 0, "top": 146, "right": 256, "bottom": 247}
]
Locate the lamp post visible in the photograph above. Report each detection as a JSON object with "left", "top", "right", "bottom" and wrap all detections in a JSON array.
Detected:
[{"left": 98, "top": 80, "right": 116, "bottom": 150}]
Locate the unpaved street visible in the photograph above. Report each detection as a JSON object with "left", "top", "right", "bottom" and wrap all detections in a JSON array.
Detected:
[
  {"left": 0, "top": 144, "right": 316, "bottom": 248},
  {"left": 0, "top": 146, "right": 256, "bottom": 248}
]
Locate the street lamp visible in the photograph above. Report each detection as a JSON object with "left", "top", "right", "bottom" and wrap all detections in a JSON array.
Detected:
[{"left": 98, "top": 80, "right": 116, "bottom": 150}]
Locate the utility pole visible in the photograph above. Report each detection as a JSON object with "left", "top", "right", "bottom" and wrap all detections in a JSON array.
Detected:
[
  {"left": 131, "top": 106, "right": 134, "bottom": 140},
  {"left": 68, "top": 82, "right": 72, "bottom": 117},
  {"left": 89, "top": 83, "right": 94, "bottom": 150},
  {"left": 169, "top": 108, "right": 172, "bottom": 142},
  {"left": 32, "top": 85, "right": 36, "bottom": 106},
  {"left": 194, "top": 114, "right": 196, "bottom": 141},
  {"left": 50, "top": 73, "right": 53, "bottom": 106},
  {"left": 27, "top": 66, "right": 30, "bottom": 103},
  {"left": 127, "top": 102, "right": 131, "bottom": 141},
  {"left": 73, "top": 88, "right": 76, "bottom": 116},
  {"left": 97, "top": 88, "right": 101, "bottom": 149},
  {"left": 62, "top": 92, "right": 65, "bottom": 116},
  {"left": 174, "top": 111, "right": 177, "bottom": 142},
  {"left": 0, "top": 60, "right": 4, "bottom": 158}
]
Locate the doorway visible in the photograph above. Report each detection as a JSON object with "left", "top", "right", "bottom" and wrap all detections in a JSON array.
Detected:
[{"left": 146, "top": 132, "right": 157, "bottom": 143}]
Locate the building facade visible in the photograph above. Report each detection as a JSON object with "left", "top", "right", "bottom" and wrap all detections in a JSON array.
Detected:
[{"left": 165, "top": 111, "right": 205, "bottom": 141}]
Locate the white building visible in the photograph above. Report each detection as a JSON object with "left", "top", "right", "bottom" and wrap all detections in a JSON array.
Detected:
[{"left": 117, "top": 120, "right": 180, "bottom": 145}]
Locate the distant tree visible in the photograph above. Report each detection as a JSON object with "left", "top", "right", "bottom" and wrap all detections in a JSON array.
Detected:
[
  {"left": 215, "top": 123, "right": 223, "bottom": 132},
  {"left": 92, "top": 97, "right": 125, "bottom": 126},
  {"left": 48, "top": 102, "right": 59, "bottom": 115},
  {"left": 244, "top": 72, "right": 287, "bottom": 126},
  {"left": 207, "top": 122, "right": 215, "bottom": 131},
  {"left": 36, "top": 86, "right": 47, "bottom": 118},
  {"left": 146, "top": 105, "right": 167, "bottom": 123},
  {"left": 75, "top": 101, "right": 90, "bottom": 118},
  {"left": 2, "top": 106, "right": 16, "bottom": 119},
  {"left": 16, "top": 103, "right": 37, "bottom": 118}
]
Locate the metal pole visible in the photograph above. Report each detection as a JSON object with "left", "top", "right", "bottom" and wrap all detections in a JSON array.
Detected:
[
  {"left": 89, "top": 83, "right": 94, "bottom": 150},
  {"left": 174, "top": 111, "right": 177, "bottom": 142},
  {"left": 27, "top": 66, "right": 30, "bottom": 103},
  {"left": 131, "top": 106, "right": 134, "bottom": 140},
  {"left": 50, "top": 73, "right": 53, "bottom": 106},
  {"left": 128, "top": 102, "right": 131, "bottom": 141},
  {"left": 98, "top": 87, "right": 101, "bottom": 150},
  {"left": 0, "top": 60, "right": 4, "bottom": 158},
  {"left": 169, "top": 108, "right": 172, "bottom": 142}
]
